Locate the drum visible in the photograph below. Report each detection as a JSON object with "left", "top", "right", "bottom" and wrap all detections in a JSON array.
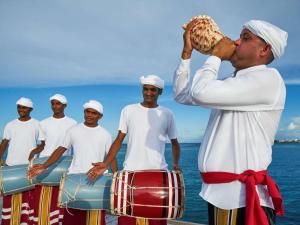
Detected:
[
  {"left": 58, "top": 173, "right": 112, "bottom": 210},
  {"left": 29, "top": 156, "right": 72, "bottom": 185},
  {"left": 110, "top": 170, "right": 185, "bottom": 219},
  {"left": 0, "top": 164, "right": 35, "bottom": 196}
]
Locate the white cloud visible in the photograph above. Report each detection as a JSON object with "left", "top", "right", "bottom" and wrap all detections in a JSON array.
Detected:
[
  {"left": 0, "top": 0, "right": 299, "bottom": 87},
  {"left": 281, "top": 117, "right": 300, "bottom": 139},
  {"left": 287, "top": 122, "right": 299, "bottom": 130}
]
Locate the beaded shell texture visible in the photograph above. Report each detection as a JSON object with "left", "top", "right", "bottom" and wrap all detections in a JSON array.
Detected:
[{"left": 182, "top": 15, "right": 224, "bottom": 54}]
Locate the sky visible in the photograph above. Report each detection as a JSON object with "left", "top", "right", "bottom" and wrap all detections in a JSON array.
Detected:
[{"left": 0, "top": 0, "right": 299, "bottom": 141}]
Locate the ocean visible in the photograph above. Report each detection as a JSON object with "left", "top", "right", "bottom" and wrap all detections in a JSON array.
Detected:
[
  {"left": 0, "top": 143, "right": 299, "bottom": 224},
  {"left": 116, "top": 143, "right": 300, "bottom": 225}
]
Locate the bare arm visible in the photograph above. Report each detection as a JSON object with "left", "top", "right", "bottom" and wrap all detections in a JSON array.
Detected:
[
  {"left": 0, "top": 139, "right": 9, "bottom": 165},
  {"left": 28, "top": 146, "right": 67, "bottom": 178},
  {"left": 171, "top": 138, "right": 181, "bottom": 170},
  {"left": 28, "top": 141, "right": 45, "bottom": 160},
  {"left": 104, "top": 131, "right": 126, "bottom": 167},
  {"left": 110, "top": 158, "right": 118, "bottom": 173},
  {"left": 87, "top": 131, "right": 126, "bottom": 181}
]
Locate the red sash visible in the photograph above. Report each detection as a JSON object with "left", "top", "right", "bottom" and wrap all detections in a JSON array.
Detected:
[{"left": 201, "top": 170, "right": 284, "bottom": 225}]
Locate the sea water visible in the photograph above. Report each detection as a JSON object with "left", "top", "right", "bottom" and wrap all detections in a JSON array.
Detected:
[{"left": 116, "top": 143, "right": 300, "bottom": 225}]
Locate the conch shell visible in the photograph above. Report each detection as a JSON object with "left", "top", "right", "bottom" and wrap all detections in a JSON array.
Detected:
[{"left": 182, "top": 15, "right": 225, "bottom": 54}]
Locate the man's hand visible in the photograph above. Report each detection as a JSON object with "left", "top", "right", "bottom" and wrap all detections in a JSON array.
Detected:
[
  {"left": 87, "top": 162, "right": 107, "bottom": 181},
  {"left": 182, "top": 19, "right": 199, "bottom": 59},
  {"left": 211, "top": 37, "right": 236, "bottom": 61},
  {"left": 28, "top": 164, "right": 46, "bottom": 179}
]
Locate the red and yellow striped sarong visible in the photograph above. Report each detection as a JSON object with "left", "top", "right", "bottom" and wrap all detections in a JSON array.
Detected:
[
  {"left": 30, "top": 185, "right": 64, "bottom": 225},
  {"left": 118, "top": 216, "right": 167, "bottom": 225},
  {"left": 62, "top": 208, "right": 106, "bottom": 225},
  {"left": 1, "top": 190, "right": 33, "bottom": 225}
]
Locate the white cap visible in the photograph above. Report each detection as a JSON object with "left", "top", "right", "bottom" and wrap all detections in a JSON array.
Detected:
[
  {"left": 243, "top": 20, "right": 288, "bottom": 59},
  {"left": 16, "top": 97, "right": 33, "bottom": 108},
  {"left": 140, "top": 74, "right": 164, "bottom": 89},
  {"left": 83, "top": 100, "right": 103, "bottom": 114},
  {"left": 50, "top": 94, "right": 67, "bottom": 104}
]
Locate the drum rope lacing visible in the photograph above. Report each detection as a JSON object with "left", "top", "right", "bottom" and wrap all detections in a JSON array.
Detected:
[
  {"left": 60, "top": 175, "right": 111, "bottom": 213},
  {"left": 113, "top": 171, "right": 184, "bottom": 218}
]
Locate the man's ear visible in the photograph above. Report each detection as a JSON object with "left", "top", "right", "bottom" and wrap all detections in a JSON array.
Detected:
[{"left": 260, "top": 43, "right": 272, "bottom": 57}]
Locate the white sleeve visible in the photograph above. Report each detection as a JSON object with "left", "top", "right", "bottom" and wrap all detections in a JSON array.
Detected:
[
  {"left": 118, "top": 107, "right": 128, "bottom": 134},
  {"left": 61, "top": 130, "right": 72, "bottom": 149},
  {"left": 3, "top": 123, "right": 11, "bottom": 140},
  {"left": 105, "top": 134, "right": 112, "bottom": 155},
  {"left": 173, "top": 58, "right": 197, "bottom": 105},
  {"left": 38, "top": 123, "right": 45, "bottom": 141},
  {"left": 167, "top": 112, "right": 178, "bottom": 140},
  {"left": 174, "top": 56, "right": 283, "bottom": 111}
]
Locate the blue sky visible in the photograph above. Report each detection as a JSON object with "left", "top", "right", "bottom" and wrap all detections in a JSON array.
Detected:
[{"left": 0, "top": 0, "right": 299, "bottom": 141}]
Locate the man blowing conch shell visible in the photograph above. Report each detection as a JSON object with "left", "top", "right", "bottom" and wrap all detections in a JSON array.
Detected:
[{"left": 174, "top": 15, "right": 287, "bottom": 225}]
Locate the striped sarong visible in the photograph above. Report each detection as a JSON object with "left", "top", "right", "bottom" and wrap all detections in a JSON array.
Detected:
[
  {"left": 1, "top": 190, "right": 33, "bottom": 225},
  {"left": 208, "top": 203, "right": 276, "bottom": 225},
  {"left": 30, "top": 185, "right": 64, "bottom": 225},
  {"left": 62, "top": 208, "right": 106, "bottom": 225},
  {"left": 118, "top": 216, "right": 167, "bottom": 225}
]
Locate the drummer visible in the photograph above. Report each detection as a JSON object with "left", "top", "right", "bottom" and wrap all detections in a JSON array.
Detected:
[
  {"left": 88, "top": 75, "right": 181, "bottom": 225},
  {"left": 0, "top": 97, "right": 43, "bottom": 225},
  {"left": 28, "top": 100, "right": 117, "bottom": 225},
  {"left": 28, "top": 94, "right": 77, "bottom": 225}
]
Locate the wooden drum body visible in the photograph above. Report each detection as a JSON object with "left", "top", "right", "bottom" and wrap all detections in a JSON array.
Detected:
[{"left": 111, "top": 170, "right": 185, "bottom": 219}]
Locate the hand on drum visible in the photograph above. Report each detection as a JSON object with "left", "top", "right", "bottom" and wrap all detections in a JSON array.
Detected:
[
  {"left": 87, "top": 162, "right": 107, "bottom": 181},
  {"left": 27, "top": 164, "right": 46, "bottom": 179}
]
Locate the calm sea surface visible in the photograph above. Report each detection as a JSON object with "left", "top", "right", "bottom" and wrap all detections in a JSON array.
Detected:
[
  {"left": 0, "top": 143, "right": 298, "bottom": 225},
  {"left": 116, "top": 143, "right": 300, "bottom": 225}
]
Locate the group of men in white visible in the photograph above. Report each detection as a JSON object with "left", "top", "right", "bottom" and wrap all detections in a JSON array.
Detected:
[{"left": 0, "top": 75, "right": 180, "bottom": 225}]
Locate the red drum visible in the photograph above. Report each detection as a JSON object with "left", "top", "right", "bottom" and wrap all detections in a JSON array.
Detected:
[{"left": 110, "top": 170, "right": 184, "bottom": 219}]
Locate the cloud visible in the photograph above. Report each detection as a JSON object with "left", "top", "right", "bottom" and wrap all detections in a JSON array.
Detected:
[
  {"left": 278, "top": 117, "right": 300, "bottom": 139},
  {"left": 1, "top": 0, "right": 300, "bottom": 87},
  {"left": 277, "top": 65, "right": 300, "bottom": 84},
  {"left": 282, "top": 117, "right": 300, "bottom": 131},
  {"left": 287, "top": 122, "right": 299, "bottom": 130}
]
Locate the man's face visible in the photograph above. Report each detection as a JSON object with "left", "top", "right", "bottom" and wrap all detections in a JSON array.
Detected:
[
  {"left": 142, "top": 84, "right": 162, "bottom": 104},
  {"left": 84, "top": 108, "right": 102, "bottom": 125},
  {"left": 230, "top": 29, "right": 268, "bottom": 70},
  {"left": 17, "top": 105, "right": 32, "bottom": 117},
  {"left": 51, "top": 100, "right": 66, "bottom": 114}
]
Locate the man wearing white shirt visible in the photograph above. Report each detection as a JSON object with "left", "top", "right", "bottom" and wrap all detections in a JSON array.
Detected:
[
  {"left": 28, "top": 100, "right": 117, "bottom": 225},
  {"left": 173, "top": 20, "right": 287, "bottom": 225},
  {"left": 0, "top": 97, "right": 42, "bottom": 225},
  {"left": 90, "top": 75, "right": 181, "bottom": 225},
  {"left": 29, "top": 94, "right": 77, "bottom": 160},
  {"left": 28, "top": 94, "right": 77, "bottom": 225}
]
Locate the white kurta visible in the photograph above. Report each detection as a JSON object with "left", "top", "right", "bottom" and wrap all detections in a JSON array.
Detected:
[
  {"left": 39, "top": 116, "right": 77, "bottom": 157},
  {"left": 119, "top": 103, "right": 178, "bottom": 171},
  {"left": 3, "top": 118, "right": 42, "bottom": 165},
  {"left": 173, "top": 56, "right": 286, "bottom": 209},
  {"left": 62, "top": 123, "right": 112, "bottom": 174}
]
